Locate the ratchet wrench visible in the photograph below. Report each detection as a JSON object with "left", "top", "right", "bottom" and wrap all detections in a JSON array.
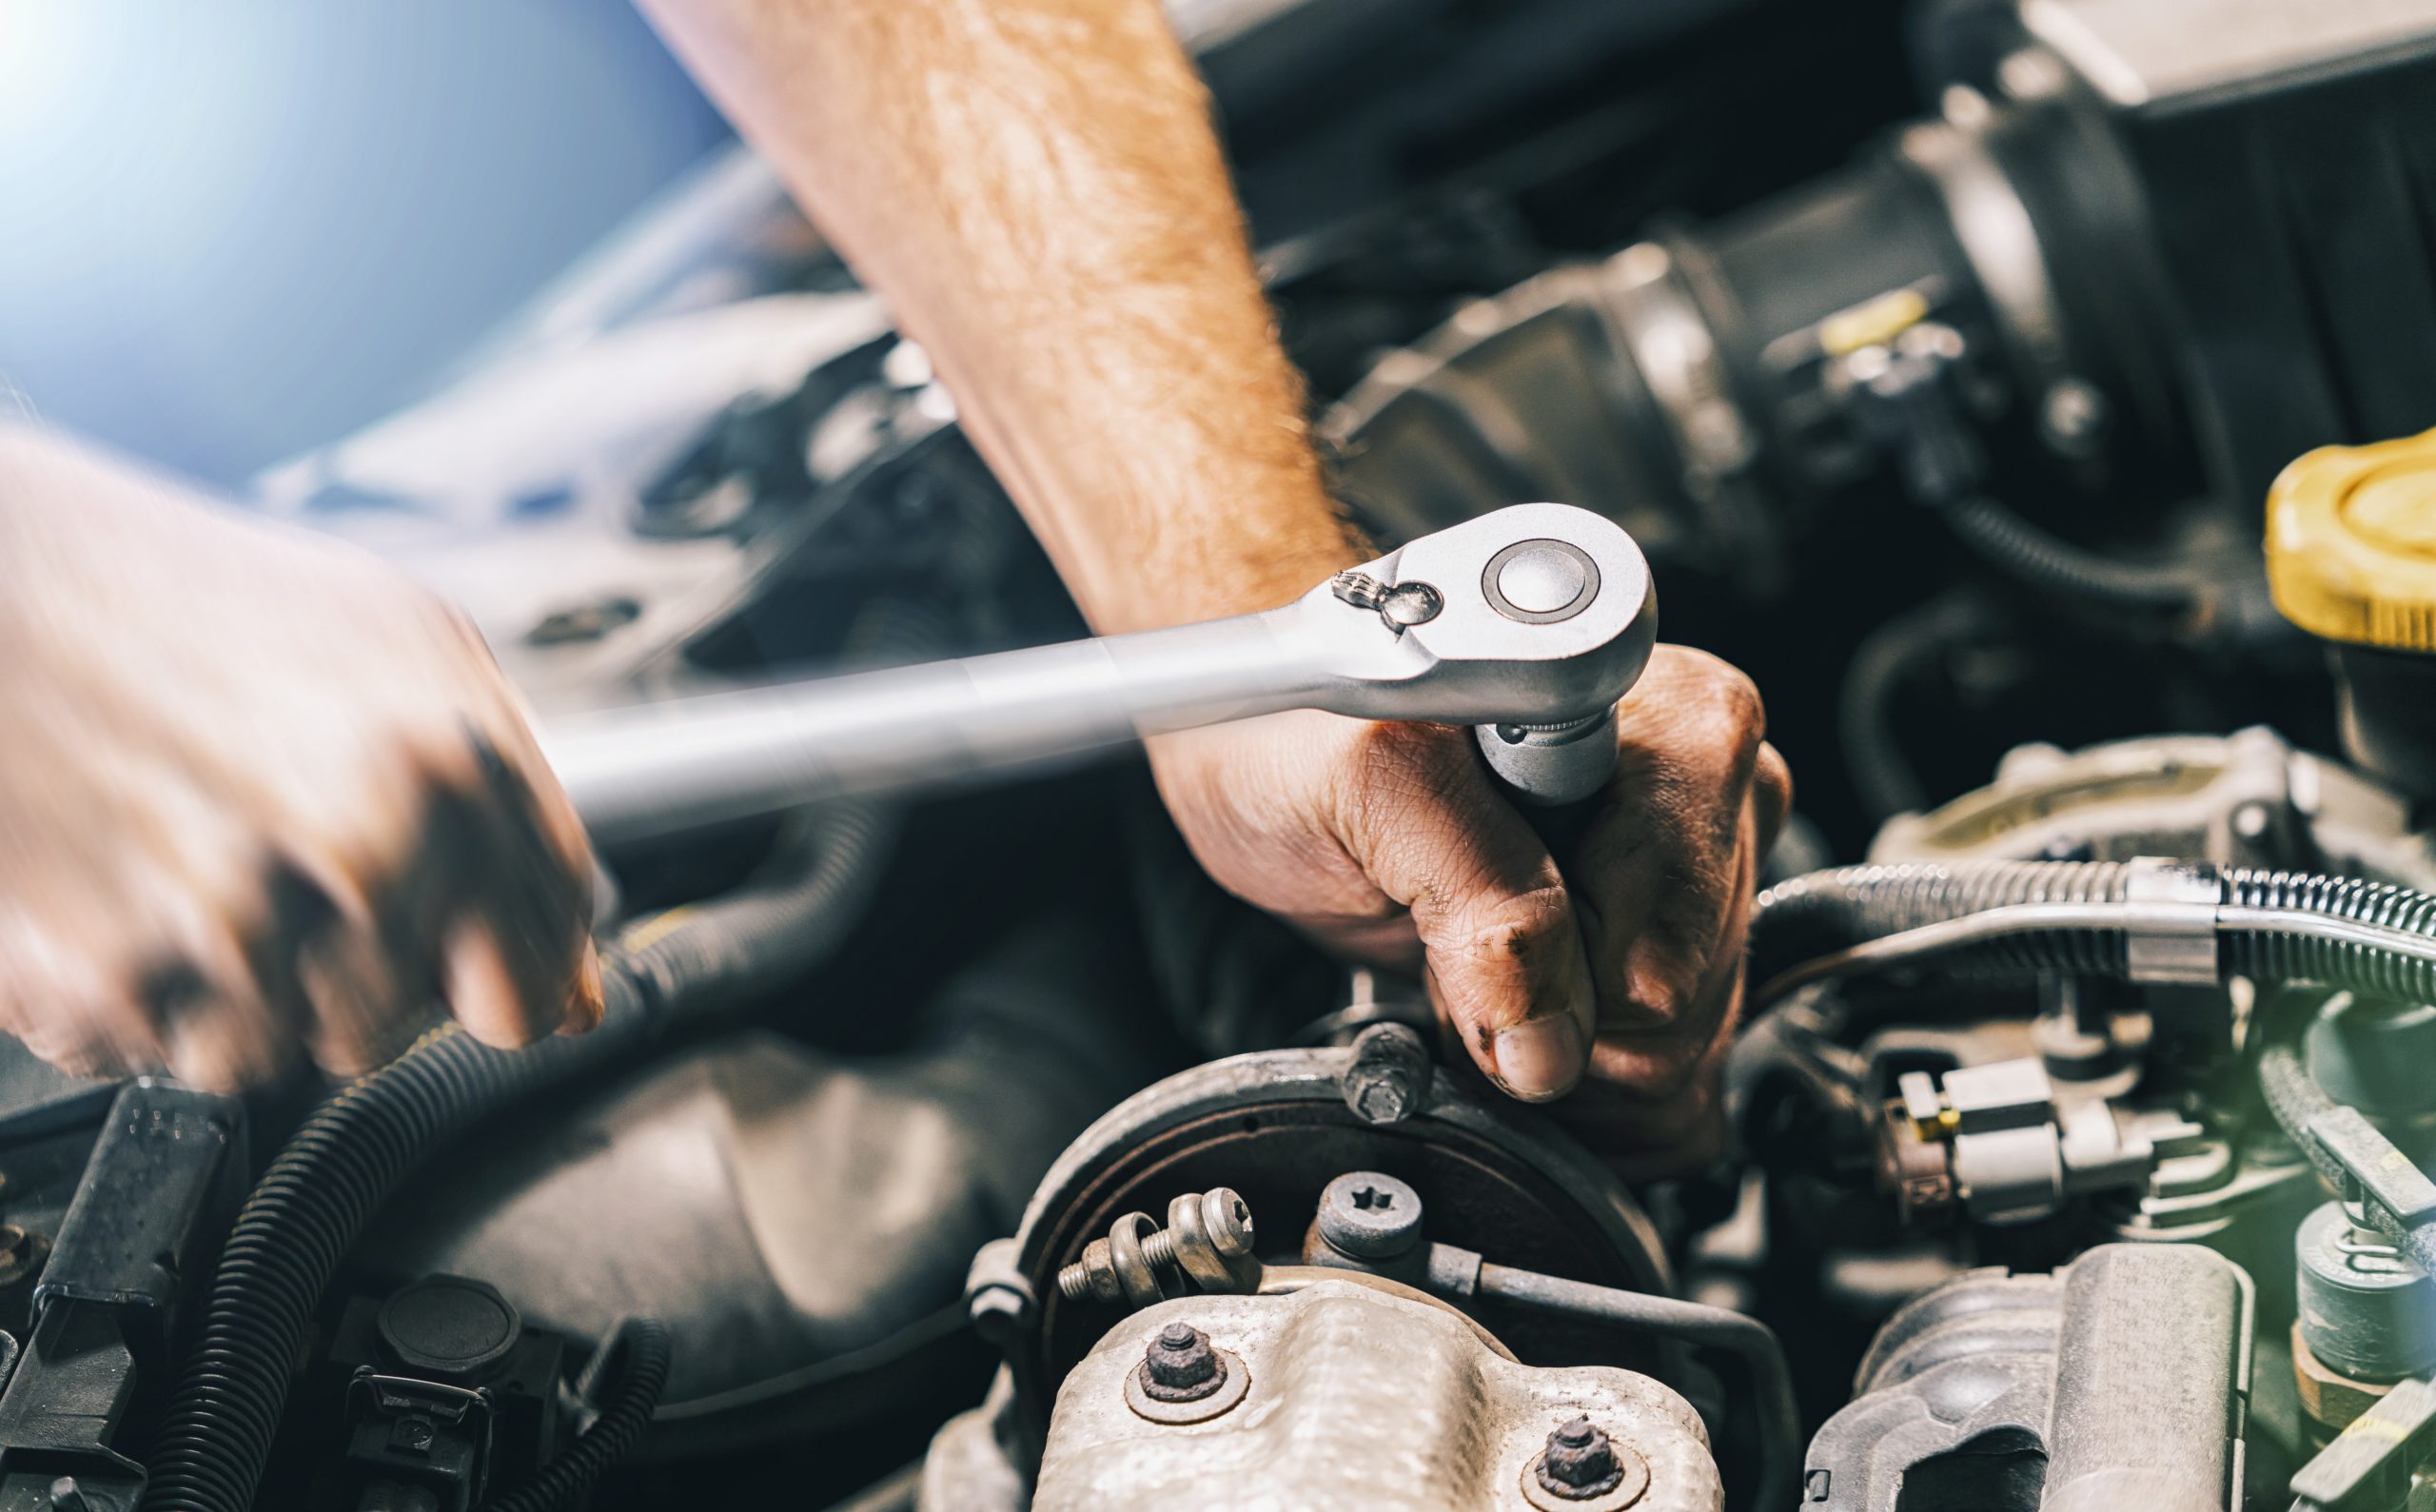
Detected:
[{"left": 544, "top": 502, "right": 1657, "bottom": 847}]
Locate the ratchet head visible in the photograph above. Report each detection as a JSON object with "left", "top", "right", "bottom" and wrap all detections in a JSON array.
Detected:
[{"left": 1293, "top": 502, "right": 1658, "bottom": 803}]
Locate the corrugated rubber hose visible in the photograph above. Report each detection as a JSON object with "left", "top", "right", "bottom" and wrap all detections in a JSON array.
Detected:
[
  {"left": 140, "top": 798, "right": 894, "bottom": 1512},
  {"left": 481, "top": 1318, "right": 673, "bottom": 1512}
]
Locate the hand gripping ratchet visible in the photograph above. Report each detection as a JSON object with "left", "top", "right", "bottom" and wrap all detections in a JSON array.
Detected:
[{"left": 545, "top": 502, "right": 1657, "bottom": 846}]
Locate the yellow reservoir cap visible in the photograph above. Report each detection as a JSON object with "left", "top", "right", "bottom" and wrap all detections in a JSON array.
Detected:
[{"left": 2268, "top": 427, "right": 2436, "bottom": 654}]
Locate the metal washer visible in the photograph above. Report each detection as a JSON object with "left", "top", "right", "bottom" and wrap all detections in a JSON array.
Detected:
[
  {"left": 1483, "top": 540, "right": 1601, "bottom": 624},
  {"left": 1125, "top": 1347, "right": 1250, "bottom": 1425}
]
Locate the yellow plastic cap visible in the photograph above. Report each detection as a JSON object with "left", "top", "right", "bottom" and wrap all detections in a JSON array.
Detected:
[{"left": 2268, "top": 427, "right": 2436, "bottom": 653}]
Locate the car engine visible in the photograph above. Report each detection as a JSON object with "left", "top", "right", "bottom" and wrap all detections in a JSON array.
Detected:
[{"left": 8, "top": 2, "right": 2436, "bottom": 1510}]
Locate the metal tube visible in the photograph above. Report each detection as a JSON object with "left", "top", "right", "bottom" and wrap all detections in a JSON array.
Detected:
[{"left": 1473, "top": 1262, "right": 1800, "bottom": 1511}]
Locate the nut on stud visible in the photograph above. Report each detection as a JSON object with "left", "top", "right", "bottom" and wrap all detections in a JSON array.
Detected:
[
  {"left": 1123, "top": 1321, "right": 1250, "bottom": 1425},
  {"left": 1522, "top": 1415, "right": 1652, "bottom": 1511},
  {"left": 1138, "top": 1322, "right": 1224, "bottom": 1402}
]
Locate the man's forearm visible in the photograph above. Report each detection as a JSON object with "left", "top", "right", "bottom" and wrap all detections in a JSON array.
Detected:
[{"left": 641, "top": 0, "right": 1361, "bottom": 634}]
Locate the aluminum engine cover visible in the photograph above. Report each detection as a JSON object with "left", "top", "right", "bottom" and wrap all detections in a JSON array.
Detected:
[{"left": 1033, "top": 1278, "right": 1721, "bottom": 1512}]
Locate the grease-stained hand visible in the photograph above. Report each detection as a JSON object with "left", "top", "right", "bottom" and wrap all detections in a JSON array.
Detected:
[
  {"left": 0, "top": 430, "right": 600, "bottom": 1090},
  {"left": 1149, "top": 644, "right": 1791, "bottom": 1173}
]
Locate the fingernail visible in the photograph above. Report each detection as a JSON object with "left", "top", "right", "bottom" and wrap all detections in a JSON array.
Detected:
[{"left": 1494, "top": 1014, "right": 1585, "bottom": 1102}]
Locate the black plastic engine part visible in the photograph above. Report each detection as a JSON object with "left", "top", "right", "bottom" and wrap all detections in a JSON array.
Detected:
[
  {"left": 1332, "top": 2, "right": 2436, "bottom": 582},
  {"left": 0, "top": 1082, "right": 245, "bottom": 1512},
  {"left": 2332, "top": 646, "right": 2436, "bottom": 808},
  {"left": 141, "top": 795, "right": 897, "bottom": 1512}
]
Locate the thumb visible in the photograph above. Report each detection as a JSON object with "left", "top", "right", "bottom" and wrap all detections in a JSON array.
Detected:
[{"left": 1340, "top": 727, "right": 1596, "bottom": 1102}]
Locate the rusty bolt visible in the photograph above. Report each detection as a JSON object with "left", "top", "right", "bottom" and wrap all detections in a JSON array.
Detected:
[
  {"left": 1342, "top": 1022, "right": 1434, "bottom": 1125},
  {"left": 1137, "top": 1322, "right": 1226, "bottom": 1403},
  {"left": 1538, "top": 1416, "right": 1625, "bottom": 1499}
]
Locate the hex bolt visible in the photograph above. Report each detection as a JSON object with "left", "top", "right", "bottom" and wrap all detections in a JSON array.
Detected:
[
  {"left": 49, "top": 1479, "right": 88, "bottom": 1512},
  {"left": 1538, "top": 1416, "right": 1626, "bottom": 1499},
  {"left": 1342, "top": 1022, "right": 1434, "bottom": 1126},
  {"left": 1136, "top": 1322, "right": 1226, "bottom": 1403},
  {"left": 1056, "top": 1188, "right": 1257, "bottom": 1304}
]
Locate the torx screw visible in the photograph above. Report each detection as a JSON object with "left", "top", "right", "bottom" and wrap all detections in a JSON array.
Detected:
[{"left": 1056, "top": 1188, "right": 1254, "bottom": 1302}]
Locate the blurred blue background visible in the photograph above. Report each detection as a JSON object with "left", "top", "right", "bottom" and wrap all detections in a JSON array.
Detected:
[{"left": 0, "top": 1, "right": 730, "bottom": 484}]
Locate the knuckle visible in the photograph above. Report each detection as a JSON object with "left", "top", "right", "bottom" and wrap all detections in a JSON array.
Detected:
[
  {"left": 1753, "top": 740, "right": 1795, "bottom": 824},
  {"left": 1698, "top": 662, "right": 1768, "bottom": 752},
  {"left": 1657, "top": 646, "right": 1767, "bottom": 748}
]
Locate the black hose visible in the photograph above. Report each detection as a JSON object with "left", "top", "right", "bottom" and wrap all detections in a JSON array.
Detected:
[
  {"left": 617, "top": 798, "right": 896, "bottom": 1016},
  {"left": 1837, "top": 594, "right": 1996, "bottom": 820},
  {"left": 482, "top": 1318, "right": 673, "bottom": 1512},
  {"left": 1942, "top": 497, "right": 2204, "bottom": 616},
  {"left": 141, "top": 801, "right": 893, "bottom": 1512}
]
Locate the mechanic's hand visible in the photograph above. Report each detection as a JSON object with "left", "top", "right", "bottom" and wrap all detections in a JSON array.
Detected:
[
  {"left": 0, "top": 429, "right": 600, "bottom": 1090},
  {"left": 1149, "top": 645, "right": 1789, "bottom": 1173}
]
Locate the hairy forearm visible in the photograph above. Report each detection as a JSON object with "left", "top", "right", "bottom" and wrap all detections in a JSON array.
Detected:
[{"left": 640, "top": 0, "right": 1361, "bottom": 633}]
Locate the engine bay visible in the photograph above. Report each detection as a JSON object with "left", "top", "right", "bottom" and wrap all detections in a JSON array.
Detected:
[{"left": 10, "top": 2, "right": 2436, "bottom": 1509}]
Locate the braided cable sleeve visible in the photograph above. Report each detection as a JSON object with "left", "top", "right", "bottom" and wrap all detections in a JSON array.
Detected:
[
  {"left": 2257, "top": 1037, "right": 2436, "bottom": 1278},
  {"left": 2218, "top": 869, "right": 2436, "bottom": 1005},
  {"left": 1750, "top": 860, "right": 2136, "bottom": 989}
]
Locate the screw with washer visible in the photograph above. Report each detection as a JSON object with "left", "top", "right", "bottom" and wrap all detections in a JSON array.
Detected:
[{"left": 1057, "top": 1188, "right": 1256, "bottom": 1306}]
